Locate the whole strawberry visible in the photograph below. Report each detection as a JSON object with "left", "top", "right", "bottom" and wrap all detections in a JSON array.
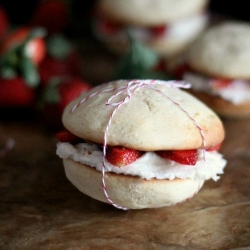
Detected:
[
  {"left": 0, "top": 26, "right": 46, "bottom": 87},
  {"left": 41, "top": 76, "right": 92, "bottom": 128},
  {"left": 0, "top": 27, "right": 46, "bottom": 66},
  {"left": 0, "top": 26, "right": 46, "bottom": 109},
  {"left": 38, "top": 34, "right": 82, "bottom": 87},
  {"left": 0, "top": 77, "right": 36, "bottom": 107},
  {"left": 38, "top": 53, "right": 82, "bottom": 87}
]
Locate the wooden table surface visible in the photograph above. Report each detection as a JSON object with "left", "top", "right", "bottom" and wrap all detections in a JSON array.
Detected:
[{"left": 0, "top": 36, "right": 250, "bottom": 250}]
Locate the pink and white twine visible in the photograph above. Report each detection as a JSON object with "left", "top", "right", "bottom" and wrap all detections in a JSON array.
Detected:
[{"left": 70, "top": 79, "right": 206, "bottom": 210}]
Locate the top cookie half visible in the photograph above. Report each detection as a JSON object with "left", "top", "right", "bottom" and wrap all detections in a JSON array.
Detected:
[
  {"left": 187, "top": 21, "right": 250, "bottom": 79},
  {"left": 94, "top": 0, "right": 209, "bottom": 26},
  {"left": 62, "top": 80, "right": 224, "bottom": 151}
]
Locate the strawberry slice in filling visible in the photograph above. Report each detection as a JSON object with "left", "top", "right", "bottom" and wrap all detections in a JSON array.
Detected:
[
  {"left": 149, "top": 25, "right": 167, "bottom": 37},
  {"left": 56, "top": 129, "right": 82, "bottom": 144},
  {"left": 98, "top": 18, "right": 121, "bottom": 35},
  {"left": 157, "top": 149, "right": 198, "bottom": 165},
  {"left": 209, "top": 79, "right": 232, "bottom": 90},
  {"left": 106, "top": 146, "right": 144, "bottom": 167},
  {"left": 206, "top": 143, "right": 221, "bottom": 152},
  {"left": 97, "top": 17, "right": 168, "bottom": 38},
  {"left": 56, "top": 129, "right": 221, "bottom": 167}
]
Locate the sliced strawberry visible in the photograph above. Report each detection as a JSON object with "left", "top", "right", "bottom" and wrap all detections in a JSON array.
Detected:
[
  {"left": 210, "top": 79, "right": 231, "bottom": 90},
  {"left": 153, "top": 59, "right": 166, "bottom": 72},
  {"left": 99, "top": 19, "right": 120, "bottom": 34},
  {"left": 172, "top": 63, "right": 190, "bottom": 79},
  {"left": 206, "top": 143, "right": 221, "bottom": 152},
  {"left": 149, "top": 25, "right": 167, "bottom": 37},
  {"left": 106, "top": 146, "right": 143, "bottom": 167},
  {"left": 56, "top": 129, "right": 81, "bottom": 144},
  {"left": 157, "top": 149, "right": 198, "bottom": 165}
]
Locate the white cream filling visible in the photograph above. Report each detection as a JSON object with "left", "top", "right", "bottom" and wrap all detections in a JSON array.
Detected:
[
  {"left": 184, "top": 72, "right": 250, "bottom": 105},
  {"left": 92, "top": 12, "right": 208, "bottom": 43},
  {"left": 56, "top": 142, "right": 226, "bottom": 181}
]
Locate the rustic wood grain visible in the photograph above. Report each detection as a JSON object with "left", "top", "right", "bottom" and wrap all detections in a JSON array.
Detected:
[{"left": 0, "top": 116, "right": 250, "bottom": 250}]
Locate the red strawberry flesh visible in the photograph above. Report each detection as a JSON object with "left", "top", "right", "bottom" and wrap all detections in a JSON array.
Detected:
[
  {"left": 56, "top": 129, "right": 81, "bottom": 144},
  {"left": 210, "top": 79, "right": 231, "bottom": 89},
  {"left": 58, "top": 78, "right": 92, "bottom": 112},
  {"left": 157, "top": 149, "right": 198, "bottom": 165},
  {"left": 0, "top": 77, "right": 35, "bottom": 107},
  {"left": 106, "top": 146, "right": 143, "bottom": 167},
  {"left": 150, "top": 25, "right": 166, "bottom": 37},
  {"left": 206, "top": 143, "right": 221, "bottom": 152},
  {"left": 100, "top": 19, "right": 120, "bottom": 34},
  {"left": 0, "top": 27, "right": 46, "bottom": 65}
]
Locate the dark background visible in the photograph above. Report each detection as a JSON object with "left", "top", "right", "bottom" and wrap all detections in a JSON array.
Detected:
[
  {"left": 0, "top": 0, "right": 95, "bottom": 25},
  {"left": 0, "top": 0, "right": 249, "bottom": 26}
]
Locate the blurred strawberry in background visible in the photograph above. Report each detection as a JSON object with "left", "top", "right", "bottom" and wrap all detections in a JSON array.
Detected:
[
  {"left": 29, "top": 0, "right": 70, "bottom": 35},
  {"left": 0, "top": 77, "right": 36, "bottom": 107},
  {"left": 0, "top": 5, "right": 9, "bottom": 41},
  {"left": 0, "top": 1, "right": 93, "bottom": 124},
  {"left": 39, "top": 34, "right": 83, "bottom": 87},
  {"left": 0, "top": 26, "right": 46, "bottom": 108},
  {"left": 37, "top": 34, "right": 92, "bottom": 128},
  {"left": 1, "top": 27, "right": 46, "bottom": 65},
  {"left": 40, "top": 76, "right": 92, "bottom": 128}
]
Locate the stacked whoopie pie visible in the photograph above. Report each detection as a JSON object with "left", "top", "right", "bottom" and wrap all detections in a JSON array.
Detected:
[
  {"left": 91, "top": 0, "right": 209, "bottom": 59},
  {"left": 56, "top": 79, "right": 227, "bottom": 209},
  {"left": 182, "top": 21, "right": 250, "bottom": 118}
]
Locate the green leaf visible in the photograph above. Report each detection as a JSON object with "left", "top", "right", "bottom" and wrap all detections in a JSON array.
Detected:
[
  {"left": 114, "top": 32, "right": 163, "bottom": 80},
  {"left": 0, "top": 66, "right": 17, "bottom": 79},
  {"left": 0, "top": 49, "right": 18, "bottom": 79},
  {"left": 18, "top": 27, "right": 47, "bottom": 53},
  {"left": 46, "top": 34, "right": 73, "bottom": 59},
  {"left": 128, "top": 39, "right": 159, "bottom": 70},
  {"left": 20, "top": 56, "right": 40, "bottom": 87},
  {"left": 42, "top": 77, "right": 62, "bottom": 104},
  {"left": 28, "top": 27, "right": 47, "bottom": 39}
]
